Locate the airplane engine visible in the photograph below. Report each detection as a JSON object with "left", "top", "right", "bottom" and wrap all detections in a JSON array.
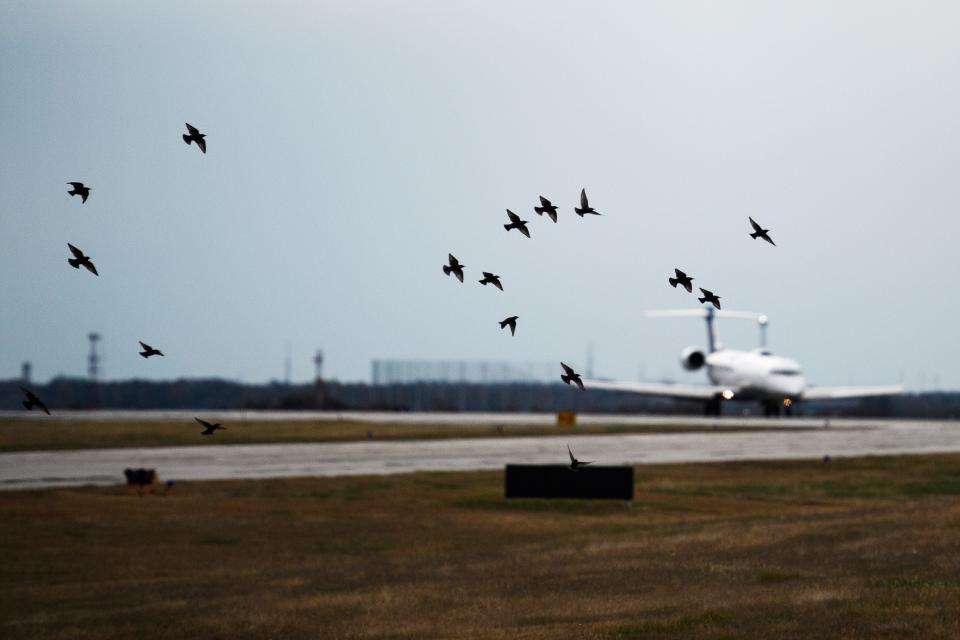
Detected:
[{"left": 680, "top": 346, "right": 706, "bottom": 371}]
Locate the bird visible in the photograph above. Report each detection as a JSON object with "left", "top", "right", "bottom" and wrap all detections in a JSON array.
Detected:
[
  {"left": 195, "top": 417, "right": 225, "bottom": 435},
  {"left": 67, "top": 243, "right": 98, "bottom": 276},
  {"left": 182, "top": 123, "right": 207, "bottom": 154},
  {"left": 534, "top": 195, "right": 558, "bottom": 223},
  {"left": 567, "top": 445, "right": 593, "bottom": 471},
  {"left": 748, "top": 217, "right": 776, "bottom": 246},
  {"left": 479, "top": 272, "right": 503, "bottom": 291},
  {"left": 499, "top": 315, "right": 518, "bottom": 336},
  {"left": 442, "top": 254, "right": 465, "bottom": 282},
  {"left": 67, "top": 182, "right": 91, "bottom": 203},
  {"left": 139, "top": 341, "right": 164, "bottom": 358},
  {"left": 560, "top": 362, "right": 584, "bottom": 390},
  {"left": 668, "top": 268, "right": 694, "bottom": 293},
  {"left": 698, "top": 288, "right": 721, "bottom": 309},
  {"left": 574, "top": 189, "right": 600, "bottom": 216},
  {"left": 504, "top": 209, "right": 531, "bottom": 238},
  {"left": 20, "top": 386, "right": 50, "bottom": 415}
]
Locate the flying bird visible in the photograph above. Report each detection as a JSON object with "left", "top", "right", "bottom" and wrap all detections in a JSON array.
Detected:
[
  {"left": 67, "top": 182, "right": 91, "bottom": 203},
  {"left": 534, "top": 196, "right": 558, "bottom": 223},
  {"left": 20, "top": 386, "right": 50, "bottom": 415},
  {"left": 668, "top": 268, "right": 694, "bottom": 293},
  {"left": 560, "top": 362, "right": 584, "bottom": 390},
  {"left": 698, "top": 288, "right": 722, "bottom": 310},
  {"left": 67, "top": 243, "right": 98, "bottom": 276},
  {"left": 139, "top": 341, "right": 164, "bottom": 358},
  {"left": 442, "top": 253, "right": 465, "bottom": 282},
  {"left": 504, "top": 209, "right": 531, "bottom": 238},
  {"left": 499, "top": 315, "right": 518, "bottom": 336},
  {"left": 574, "top": 189, "right": 600, "bottom": 216},
  {"left": 748, "top": 217, "right": 776, "bottom": 246},
  {"left": 182, "top": 123, "right": 207, "bottom": 154},
  {"left": 195, "top": 417, "right": 225, "bottom": 435},
  {"left": 567, "top": 445, "right": 592, "bottom": 471},
  {"left": 479, "top": 272, "right": 503, "bottom": 291}
]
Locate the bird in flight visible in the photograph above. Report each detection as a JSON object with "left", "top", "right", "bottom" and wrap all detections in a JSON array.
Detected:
[
  {"left": 195, "top": 417, "right": 225, "bottom": 435},
  {"left": 748, "top": 217, "right": 776, "bottom": 246},
  {"left": 67, "top": 182, "right": 91, "bottom": 203},
  {"left": 67, "top": 243, "right": 98, "bottom": 276},
  {"left": 567, "top": 445, "right": 592, "bottom": 471},
  {"left": 479, "top": 272, "right": 503, "bottom": 291},
  {"left": 443, "top": 253, "right": 465, "bottom": 282},
  {"left": 698, "top": 288, "right": 722, "bottom": 310},
  {"left": 668, "top": 268, "right": 694, "bottom": 293},
  {"left": 139, "top": 341, "right": 164, "bottom": 358},
  {"left": 183, "top": 123, "right": 207, "bottom": 154},
  {"left": 574, "top": 189, "right": 600, "bottom": 216},
  {"left": 499, "top": 315, "right": 518, "bottom": 336},
  {"left": 20, "top": 386, "right": 50, "bottom": 415},
  {"left": 504, "top": 209, "right": 531, "bottom": 238},
  {"left": 560, "top": 362, "right": 584, "bottom": 390},
  {"left": 534, "top": 196, "right": 558, "bottom": 223}
]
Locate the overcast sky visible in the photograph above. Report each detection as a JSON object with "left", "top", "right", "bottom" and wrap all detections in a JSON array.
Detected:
[{"left": 1, "top": 1, "right": 959, "bottom": 389}]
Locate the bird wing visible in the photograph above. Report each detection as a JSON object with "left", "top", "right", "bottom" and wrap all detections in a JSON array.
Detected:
[
  {"left": 84, "top": 261, "right": 98, "bottom": 276},
  {"left": 764, "top": 235, "right": 776, "bottom": 246},
  {"left": 519, "top": 225, "right": 530, "bottom": 238},
  {"left": 493, "top": 280, "right": 503, "bottom": 291},
  {"left": 749, "top": 217, "right": 762, "bottom": 233},
  {"left": 675, "top": 269, "right": 686, "bottom": 278},
  {"left": 482, "top": 272, "right": 494, "bottom": 279},
  {"left": 185, "top": 122, "right": 200, "bottom": 135},
  {"left": 699, "top": 288, "right": 711, "bottom": 296},
  {"left": 547, "top": 210, "right": 557, "bottom": 223},
  {"left": 506, "top": 209, "right": 520, "bottom": 223},
  {"left": 67, "top": 243, "right": 83, "bottom": 258},
  {"left": 580, "top": 189, "right": 588, "bottom": 208},
  {"left": 195, "top": 417, "right": 212, "bottom": 428},
  {"left": 448, "top": 254, "right": 459, "bottom": 267},
  {"left": 561, "top": 362, "right": 575, "bottom": 376},
  {"left": 196, "top": 137, "right": 207, "bottom": 154},
  {"left": 67, "top": 182, "right": 83, "bottom": 188},
  {"left": 19, "top": 386, "right": 37, "bottom": 402},
  {"left": 539, "top": 195, "right": 550, "bottom": 206},
  {"left": 139, "top": 341, "right": 150, "bottom": 351},
  {"left": 80, "top": 191, "right": 89, "bottom": 203}
]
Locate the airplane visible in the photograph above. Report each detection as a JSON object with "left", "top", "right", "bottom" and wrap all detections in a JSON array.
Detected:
[{"left": 585, "top": 307, "right": 903, "bottom": 416}]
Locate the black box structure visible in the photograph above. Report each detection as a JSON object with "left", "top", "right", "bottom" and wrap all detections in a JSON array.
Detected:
[{"left": 504, "top": 464, "right": 634, "bottom": 500}]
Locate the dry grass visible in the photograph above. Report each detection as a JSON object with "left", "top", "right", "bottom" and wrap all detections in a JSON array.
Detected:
[
  {"left": 3, "top": 455, "right": 960, "bottom": 639},
  {"left": 0, "top": 417, "right": 815, "bottom": 453}
]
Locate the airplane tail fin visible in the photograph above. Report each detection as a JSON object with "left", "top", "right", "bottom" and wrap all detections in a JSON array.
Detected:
[{"left": 645, "top": 308, "right": 769, "bottom": 352}]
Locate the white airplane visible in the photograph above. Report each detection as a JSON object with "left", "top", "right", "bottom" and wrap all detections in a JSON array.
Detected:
[{"left": 585, "top": 307, "right": 903, "bottom": 416}]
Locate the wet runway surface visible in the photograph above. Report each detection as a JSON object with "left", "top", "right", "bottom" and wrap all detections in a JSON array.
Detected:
[{"left": 2, "top": 416, "right": 959, "bottom": 490}]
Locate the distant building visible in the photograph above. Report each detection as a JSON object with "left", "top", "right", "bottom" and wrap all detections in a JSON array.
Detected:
[{"left": 371, "top": 359, "right": 555, "bottom": 385}]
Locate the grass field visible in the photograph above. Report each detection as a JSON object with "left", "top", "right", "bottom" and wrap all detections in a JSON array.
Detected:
[
  {"left": 3, "top": 455, "right": 960, "bottom": 639},
  {"left": 0, "top": 417, "right": 821, "bottom": 452}
]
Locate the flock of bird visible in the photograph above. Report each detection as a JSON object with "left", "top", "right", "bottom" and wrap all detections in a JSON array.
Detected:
[
  {"left": 19, "top": 124, "right": 222, "bottom": 435},
  {"left": 17, "top": 123, "right": 778, "bottom": 463},
  {"left": 443, "top": 191, "right": 776, "bottom": 392}
]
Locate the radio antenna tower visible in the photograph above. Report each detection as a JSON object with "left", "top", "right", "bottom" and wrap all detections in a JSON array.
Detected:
[{"left": 87, "top": 333, "right": 101, "bottom": 380}]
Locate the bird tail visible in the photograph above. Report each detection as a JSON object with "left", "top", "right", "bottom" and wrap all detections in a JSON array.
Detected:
[
  {"left": 68, "top": 188, "right": 77, "bottom": 196},
  {"left": 574, "top": 208, "right": 584, "bottom": 215},
  {"left": 561, "top": 374, "right": 572, "bottom": 385},
  {"left": 503, "top": 223, "right": 512, "bottom": 230},
  {"left": 140, "top": 352, "right": 148, "bottom": 358},
  {"left": 22, "top": 400, "right": 32, "bottom": 410},
  {"left": 669, "top": 277, "right": 679, "bottom": 288},
  {"left": 750, "top": 231, "right": 760, "bottom": 239},
  {"left": 698, "top": 297, "right": 707, "bottom": 304},
  {"left": 499, "top": 320, "right": 507, "bottom": 328},
  {"left": 68, "top": 258, "right": 80, "bottom": 269},
  {"left": 442, "top": 265, "right": 452, "bottom": 276},
  {"left": 534, "top": 206, "right": 545, "bottom": 214},
  {"left": 182, "top": 134, "right": 192, "bottom": 145}
]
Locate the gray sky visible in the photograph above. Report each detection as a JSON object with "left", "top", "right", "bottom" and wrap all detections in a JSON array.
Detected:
[{"left": 2, "top": 1, "right": 959, "bottom": 388}]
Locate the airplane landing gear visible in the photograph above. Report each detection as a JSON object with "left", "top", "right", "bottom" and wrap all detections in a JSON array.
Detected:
[{"left": 704, "top": 395, "right": 722, "bottom": 416}]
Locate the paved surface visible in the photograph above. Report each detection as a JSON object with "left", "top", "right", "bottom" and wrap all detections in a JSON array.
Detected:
[{"left": 1, "top": 418, "right": 959, "bottom": 490}]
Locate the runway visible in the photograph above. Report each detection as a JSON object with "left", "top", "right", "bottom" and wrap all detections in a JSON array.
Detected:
[{"left": 2, "top": 418, "right": 959, "bottom": 490}]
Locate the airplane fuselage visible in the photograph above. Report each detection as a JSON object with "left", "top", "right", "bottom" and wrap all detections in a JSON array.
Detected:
[{"left": 705, "top": 348, "right": 806, "bottom": 402}]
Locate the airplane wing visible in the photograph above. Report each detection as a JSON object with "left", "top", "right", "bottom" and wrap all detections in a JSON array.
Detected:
[
  {"left": 584, "top": 379, "right": 727, "bottom": 400},
  {"left": 801, "top": 385, "right": 905, "bottom": 400}
]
